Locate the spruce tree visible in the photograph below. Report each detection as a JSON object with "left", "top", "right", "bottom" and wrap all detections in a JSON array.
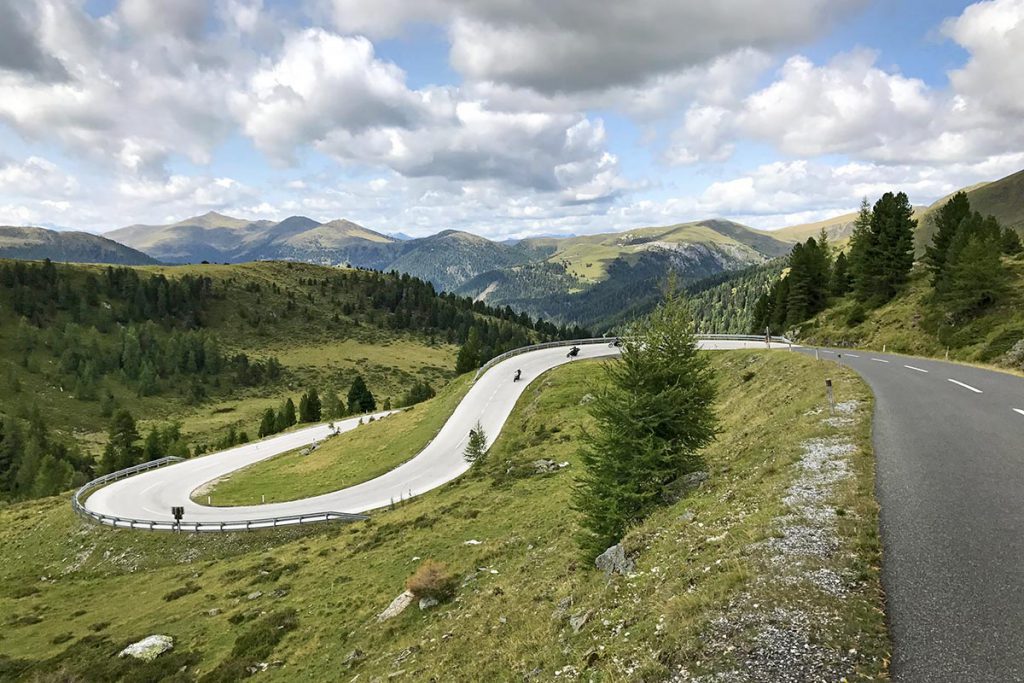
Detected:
[
  {"left": 276, "top": 398, "right": 297, "bottom": 431},
  {"left": 32, "top": 454, "right": 72, "bottom": 498},
  {"left": 830, "top": 251, "right": 851, "bottom": 295},
  {"left": 463, "top": 422, "right": 487, "bottom": 463},
  {"left": 347, "top": 375, "right": 376, "bottom": 414},
  {"left": 1001, "top": 227, "right": 1022, "bottom": 255},
  {"left": 936, "top": 232, "right": 1008, "bottom": 320},
  {"left": 258, "top": 408, "right": 277, "bottom": 438},
  {"left": 306, "top": 388, "right": 321, "bottom": 422},
  {"left": 848, "top": 197, "right": 874, "bottom": 301},
  {"left": 323, "top": 392, "right": 345, "bottom": 419},
  {"left": 573, "top": 286, "right": 718, "bottom": 559},
  {"left": 925, "top": 191, "right": 972, "bottom": 283},
  {"left": 100, "top": 409, "right": 142, "bottom": 474},
  {"left": 455, "top": 327, "right": 482, "bottom": 374},
  {"left": 856, "top": 192, "right": 916, "bottom": 303}
]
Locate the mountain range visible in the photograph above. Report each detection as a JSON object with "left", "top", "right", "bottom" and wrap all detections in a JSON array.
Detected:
[{"left": 0, "top": 226, "right": 156, "bottom": 265}]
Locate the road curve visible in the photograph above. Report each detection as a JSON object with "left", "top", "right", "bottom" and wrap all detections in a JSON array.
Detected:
[
  {"left": 798, "top": 347, "right": 1024, "bottom": 682},
  {"left": 85, "top": 339, "right": 780, "bottom": 525}
]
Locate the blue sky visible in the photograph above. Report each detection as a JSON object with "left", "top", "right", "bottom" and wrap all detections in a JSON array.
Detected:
[{"left": 1, "top": 0, "right": 1022, "bottom": 237}]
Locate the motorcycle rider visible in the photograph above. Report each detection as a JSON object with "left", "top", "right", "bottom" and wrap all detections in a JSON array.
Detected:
[
  {"left": 513, "top": 368, "right": 522, "bottom": 382},
  {"left": 567, "top": 345, "right": 581, "bottom": 358}
]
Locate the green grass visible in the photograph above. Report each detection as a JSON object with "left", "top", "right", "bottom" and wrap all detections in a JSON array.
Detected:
[
  {"left": 198, "top": 374, "right": 474, "bottom": 506},
  {"left": 0, "top": 351, "right": 886, "bottom": 680},
  {"left": 798, "top": 255, "right": 1024, "bottom": 371}
]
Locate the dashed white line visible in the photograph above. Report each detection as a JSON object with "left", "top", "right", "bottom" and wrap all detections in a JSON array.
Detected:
[
  {"left": 872, "top": 358, "right": 890, "bottom": 363},
  {"left": 845, "top": 353, "right": 860, "bottom": 358},
  {"left": 904, "top": 365, "right": 929, "bottom": 373},
  {"left": 947, "top": 378, "right": 983, "bottom": 394},
  {"left": 1013, "top": 408, "right": 1024, "bottom": 417}
]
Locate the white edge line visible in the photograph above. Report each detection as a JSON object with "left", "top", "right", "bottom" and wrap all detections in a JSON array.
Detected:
[
  {"left": 947, "top": 378, "right": 983, "bottom": 394},
  {"left": 904, "top": 365, "right": 929, "bottom": 373},
  {"left": 1013, "top": 408, "right": 1024, "bottom": 417},
  {"left": 871, "top": 358, "right": 890, "bottom": 363}
]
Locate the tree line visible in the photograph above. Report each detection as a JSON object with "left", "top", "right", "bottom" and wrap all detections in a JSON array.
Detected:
[{"left": 751, "top": 190, "right": 1022, "bottom": 334}]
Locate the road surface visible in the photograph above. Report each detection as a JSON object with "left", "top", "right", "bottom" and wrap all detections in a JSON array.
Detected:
[
  {"left": 85, "top": 339, "right": 776, "bottom": 524},
  {"left": 798, "top": 347, "right": 1024, "bottom": 682}
]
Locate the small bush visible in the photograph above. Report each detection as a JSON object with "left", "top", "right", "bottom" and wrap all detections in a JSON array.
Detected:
[
  {"left": 163, "top": 582, "right": 201, "bottom": 602},
  {"left": 405, "top": 560, "right": 458, "bottom": 602},
  {"left": 845, "top": 304, "right": 867, "bottom": 327},
  {"left": 50, "top": 632, "right": 74, "bottom": 645},
  {"left": 741, "top": 371, "right": 756, "bottom": 383}
]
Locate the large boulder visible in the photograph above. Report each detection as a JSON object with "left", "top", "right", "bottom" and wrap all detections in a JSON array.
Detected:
[
  {"left": 1005, "top": 339, "right": 1024, "bottom": 369},
  {"left": 377, "top": 590, "right": 415, "bottom": 621},
  {"left": 594, "top": 544, "right": 636, "bottom": 576},
  {"left": 118, "top": 635, "right": 173, "bottom": 662}
]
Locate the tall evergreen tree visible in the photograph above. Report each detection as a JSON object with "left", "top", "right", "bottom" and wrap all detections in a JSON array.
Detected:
[
  {"left": 100, "top": 409, "right": 142, "bottom": 474},
  {"left": 276, "top": 398, "right": 297, "bottom": 432},
  {"left": 936, "top": 232, "right": 1008, "bottom": 320},
  {"left": 32, "top": 454, "right": 72, "bottom": 497},
  {"left": 1001, "top": 227, "right": 1023, "bottom": 255},
  {"left": 323, "top": 391, "right": 345, "bottom": 419},
  {"left": 455, "top": 327, "right": 482, "bottom": 374},
  {"left": 463, "top": 422, "right": 487, "bottom": 463},
  {"left": 347, "top": 375, "right": 376, "bottom": 414},
  {"left": 258, "top": 408, "right": 278, "bottom": 438},
  {"left": 924, "top": 191, "right": 972, "bottom": 283},
  {"left": 855, "top": 192, "right": 916, "bottom": 303},
  {"left": 573, "top": 286, "right": 718, "bottom": 559},
  {"left": 299, "top": 388, "right": 321, "bottom": 422},
  {"left": 830, "top": 251, "right": 852, "bottom": 295},
  {"left": 848, "top": 197, "right": 874, "bottom": 301}
]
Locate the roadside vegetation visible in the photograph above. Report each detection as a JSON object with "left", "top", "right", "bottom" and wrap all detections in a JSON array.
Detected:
[{"left": 0, "top": 351, "right": 886, "bottom": 680}]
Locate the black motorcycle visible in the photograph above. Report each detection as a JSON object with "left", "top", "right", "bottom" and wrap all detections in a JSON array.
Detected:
[
  {"left": 566, "top": 346, "right": 581, "bottom": 358},
  {"left": 513, "top": 369, "right": 522, "bottom": 382}
]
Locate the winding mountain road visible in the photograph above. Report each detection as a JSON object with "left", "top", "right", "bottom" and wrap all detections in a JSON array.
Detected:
[
  {"left": 82, "top": 339, "right": 1024, "bottom": 680},
  {"left": 797, "top": 347, "right": 1024, "bottom": 682}
]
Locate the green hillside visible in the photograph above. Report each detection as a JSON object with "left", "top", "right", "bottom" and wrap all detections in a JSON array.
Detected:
[
  {"left": 0, "top": 260, "right": 570, "bottom": 502},
  {"left": 0, "top": 352, "right": 887, "bottom": 681},
  {"left": 0, "top": 226, "right": 157, "bottom": 265}
]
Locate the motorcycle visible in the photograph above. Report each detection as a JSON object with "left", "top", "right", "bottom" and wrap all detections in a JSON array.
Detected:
[
  {"left": 513, "top": 369, "right": 522, "bottom": 382},
  {"left": 566, "top": 346, "right": 581, "bottom": 358}
]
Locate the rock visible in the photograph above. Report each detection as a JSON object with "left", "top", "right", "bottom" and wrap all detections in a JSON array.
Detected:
[
  {"left": 206, "top": 608, "right": 222, "bottom": 617},
  {"left": 583, "top": 649, "right": 600, "bottom": 668},
  {"left": 246, "top": 662, "right": 269, "bottom": 674},
  {"left": 343, "top": 649, "right": 365, "bottom": 668},
  {"left": 377, "top": 590, "right": 415, "bottom": 621},
  {"left": 1006, "top": 339, "right": 1024, "bottom": 369},
  {"left": 579, "top": 393, "right": 596, "bottom": 405},
  {"left": 594, "top": 543, "right": 636, "bottom": 576},
  {"left": 552, "top": 596, "right": 573, "bottom": 620},
  {"left": 569, "top": 610, "right": 592, "bottom": 634},
  {"left": 419, "top": 596, "right": 439, "bottom": 610},
  {"left": 118, "top": 635, "right": 173, "bottom": 662},
  {"left": 247, "top": 591, "right": 263, "bottom": 601},
  {"left": 463, "top": 539, "right": 482, "bottom": 545},
  {"left": 530, "top": 459, "right": 559, "bottom": 474},
  {"left": 678, "top": 510, "right": 696, "bottom": 523}
]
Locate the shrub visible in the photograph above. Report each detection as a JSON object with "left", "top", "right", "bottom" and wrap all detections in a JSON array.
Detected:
[
  {"left": 163, "top": 582, "right": 201, "bottom": 602},
  {"left": 405, "top": 560, "right": 458, "bottom": 602},
  {"left": 845, "top": 303, "right": 867, "bottom": 327}
]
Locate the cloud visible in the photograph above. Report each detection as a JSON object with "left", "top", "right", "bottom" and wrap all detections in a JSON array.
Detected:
[
  {"left": 0, "top": 156, "right": 78, "bottom": 197},
  {"left": 233, "top": 28, "right": 627, "bottom": 200},
  {"left": 0, "top": 0, "right": 69, "bottom": 81},
  {"left": 325, "top": 0, "right": 862, "bottom": 94}
]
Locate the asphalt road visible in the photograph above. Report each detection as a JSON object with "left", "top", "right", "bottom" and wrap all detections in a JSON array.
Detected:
[
  {"left": 85, "top": 339, "right": 787, "bottom": 526},
  {"left": 798, "top": 347, "right": 1024, "bottom": 682}
]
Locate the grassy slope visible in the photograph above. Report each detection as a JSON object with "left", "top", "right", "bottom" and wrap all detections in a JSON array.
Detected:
[
  {"left": 0, "top": 352, "right": 886, "bottom": 681},
  {"left": 0, "top": 260, "right": 456, "bottom": 461},
  {"left": 799, "top": 255, "right": 1024, "bottom": 369},
  {"left": 201, "top": 374, "right": 474, "bottom": 506}
]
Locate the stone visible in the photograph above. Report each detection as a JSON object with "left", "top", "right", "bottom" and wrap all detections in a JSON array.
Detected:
[
  {"left": 118, "top": 635, "right": 173, "bottom": 662},
  {"left": 530, "top": 459, "right": 559, "bottom": 474},
  {"left": 343, "top": 649, "right": 365, "bottom": 668},
  {"left": 377, "top": 590, "right": 415, "bottom": 621},
  {"left": 463, "top": 539, "right": 482, "bottom": 545},
  {"left": 678, "top": 510, "right": 696, "bottom": 523},
  {"left": 579, "top": 393, "right": 596, "bottom": 405},
  {"left": 594, "top": 543, "right": 636, "bottom": 576},
  {"left": 663, "top": 470, "right": 710, "bottom": 503},
  {"left": 247, "top": 591, "right": 263, "bottom": 600},
  {"left": 419, "top": 596, "right": 439, "bottom": 610},
  {"left": 569, "top": 610, "right": 592, "bottom": 634},
  {"left": 206, "top": 608, "right": 222, "bottom": 617},
  {"left": 1006, "top": 339, "right": 1024, "bottom": 369}
]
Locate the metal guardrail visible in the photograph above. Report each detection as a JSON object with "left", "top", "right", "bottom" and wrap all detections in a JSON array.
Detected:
[
  {"left": 74, "top": 334, "right": 790, "bottom": 533},
  {"left": 72, "top": 456, "right": 368, "bottom": 533},
  {"left": 473, "top": 334, "right": 793, "bottom": 380}
]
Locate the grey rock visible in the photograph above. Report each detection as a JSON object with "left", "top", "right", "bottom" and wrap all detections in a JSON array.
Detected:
[
  {"left": 206, "top": 608, "right": 222, "bottom": 616},
  {"left": 343, "top": 649, "right": 365, "bottom": 668},
  {"left": 1006, "top": 339, "right": 1024, "bottom": 369},
  {"left": 569, "top": 610, "right": 592, "bottom": 634},
  {"left": 530, "top": 459, "right": 559, "bottom": 473},
  {"left": 678, "top": 510, "right": 696, "bottom": 523},
  {"left": 377, "top": 590, "right": 415, "bottom": 621},
  {"left": 594, "top": 543, "right": 636, "bottom": 576},
  {"left": 419, "top": 596, "right": 439, "bottom": 610},
  {"left": 579, "top": 393, "right": 596, "bottom": 405},
  {"left": 118, "top": 635, "right": 173, "bottom": 662},
  {"left": 246, "top": 591, "right": 262, "bottom": 600}
]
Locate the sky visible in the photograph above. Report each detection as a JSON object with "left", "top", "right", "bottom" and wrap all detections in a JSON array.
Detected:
[{"left": 0, "top": 0, "right": 1022, "bottom": 239}]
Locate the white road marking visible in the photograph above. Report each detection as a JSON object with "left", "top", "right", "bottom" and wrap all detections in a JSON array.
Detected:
[
  {"left": 1013, "top": 408, "right": 1024, "bottom": 417},
  {"left": 904, "top": 365, "right": 929, "bottom": 373},
  {"left": 820, "top": 349, "right": 834, "bottom": 354},
  {"left": 845, "top": 353, "right": 860, "bottom": 358},
  {"left": 872, "top": 358, "right": 890, "bottom": 363},
  {"left": 947, "top": 379, "right": 983, "bottom": 394}
]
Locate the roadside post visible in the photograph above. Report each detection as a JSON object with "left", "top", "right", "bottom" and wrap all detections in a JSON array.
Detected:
[{"left": 825, "top": 379, "right": 835, "bottom": 414}]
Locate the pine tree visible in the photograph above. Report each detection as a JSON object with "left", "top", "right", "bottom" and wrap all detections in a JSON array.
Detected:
[
  {"left": 855, "top": 192, "right": 916, "bottom": 303},
  {"left": 573, "top": 285, "right": 718, "bottom": 559},
  {"left": 32, "top": 454, "right": 72, "bottom": 498},
  {"left": 347, "top": 375, "right": 376, "bottom": 414},
  {"left": 298, "top": 393, "right": 310, "bottom": 423},
  {"left": 848, "top": 197, "right": 873, "bottom": 301},
  {"left": 455, "top": 327, "right": 482, "bottom": 374},
  {"left": 143, "top": 427, "right": 162, "bottom": 461},
  {"left": 936, "top": 232, "right": 1008, "bottom": 320},
  {"left": 276, "top": 398, "right": 297, "bottom": 431},
  {"left": 258, "top": 408, "right": 277, "bottom": 438},
  {"left": 1001, "top": 227, "right": 1022, "bottom": 255},
  {"left": 830, "top": 251, "right": 852, "bottom": 295},
  {"left": 463, "top": 422, "right": 487, "bottom": 463},
  {"left": 925, "top": 191, "right": 972, "bottom": 283},
  {"left": 383, "top": 397, "right": 392, "bottom": 411},
  {"left": 323, "top": 392, "right": 345, "bottom": 419},
  {"left": 306, "top": 388, "right": 321, "bottom": 422},
  {"left": 100, "top": 409, "right": 142, "bottom": 474}
]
